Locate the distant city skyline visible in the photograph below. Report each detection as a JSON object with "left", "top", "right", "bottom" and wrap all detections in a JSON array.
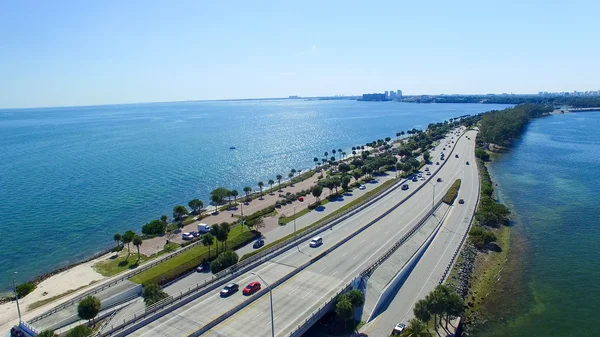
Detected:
[{"left": 1, "top": 0, "right": 599, "bottom": 109}]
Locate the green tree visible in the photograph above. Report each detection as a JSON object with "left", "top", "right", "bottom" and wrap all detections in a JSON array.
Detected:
[
  {"left": 413, "top": 298, "right": 431, "bottom": 322},
  {"left": 188, "top": 199, "right": 203, "bottom": 214},
  {"left": 313, "top": 157, "right": 319, "bottom": 169},
  {"left": 77, "top": 296, "right": 101, "bottom": 324},
  {"left": 290, "top": 169, "right": 297, "bottom": 182},
  {"left": 210, "top": 224, "right": 223, "bottom": 253},
  {"left": 312, "top": 185, "right": 323, "bottom": 203},
  {"left": 288, "top": 172, "right": 294, "bottom": 184},
  {"left": 142, "top": 283, "right": 168, "bottom": 306},
  {"left": 66, "top": 325, "right": 93, "bottom": 337},
  {"left": 423, "top": 151, "right": 431, "bottom": 162},
  {"left": 325, "top": 179, "right": 335, "bottom": 196},
  {"left": 201, "top": 233, "right": 215, "bottom": 258},
  {"left": 276, "top": 174, "right": 283, "bottom": 189},
  {"left": 210, "top": 250, "right": 239, "bottom": 274},
  {"left": 113, "top": 233, "right": 122, "bottom": 250},
  {"left": 160, "top": 215, "right": 169, "bottom": 226},
  {"left": 142, "top": 219, "right": 166, "bottom": 236},
  {"left": 243, "top": 186, "right": 252, "bottom": 199},
  {"left": 257, "top": 181, "right": 264, "bottom": 197},
  {"left": 352, "top": 170, "right": 362, "bottom": 182},
  {"left": 230, "top": 189, "right": 239, "bottom": 206},
  {"left": 37, "top": 331, "right": 57, "bottom": 337},
  {"left": 341, "top": 175, "right": 352, "bottom": 191},
  {"left": 254, "top": 217, "right": 266, "bottom": 230},
  {"left": 122, "top": 230, "right": 135, "bottom": 259},
  {"left": 172, "top": 205, "right": 189, "bottom": 221},
  {"left": 402, "top": 318, "right": 432, "bottom": 337},
  {"left": 346, "top": 289, "right": 364, "bottom": 310},
  {"left": 219, "top": 222, "right": 231, "bottom": 250},
  {"left": 475, "top": 148, "right": 490, "bottom": 161},
  {"left": 338, "top": 148, "right": 343, "bottom": 160},
  {"left": 335, "top": 295, "right": 353, "bottom": 329},
  {"left": 133, "top": 235, "right": 143, "bottom": 262},
  {"left": 268, "top": 179, "right": 275, "bottom": 193}
]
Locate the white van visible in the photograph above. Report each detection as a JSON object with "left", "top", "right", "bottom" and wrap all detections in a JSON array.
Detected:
[
  {"left": 197, "top": 224, "right": 211, "bottom": 233},
  {"left": 309, "top": 237, "right": 323, "bottom": 248}
]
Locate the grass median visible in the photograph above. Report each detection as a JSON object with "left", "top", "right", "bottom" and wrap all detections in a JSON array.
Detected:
[
  {"left": 443, "top": 179, "right": 461, "bottom": 204},
  {"left": 240, "top": 178, "right": 398, "bottom": 261}
]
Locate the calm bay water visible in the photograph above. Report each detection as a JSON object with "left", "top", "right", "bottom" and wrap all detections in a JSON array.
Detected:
[
  {"left": 483, "top": 112, "right": 600, "bottom": 337},
  {"left": 0, "top": 100, "right": 507, "bottom": 291}
]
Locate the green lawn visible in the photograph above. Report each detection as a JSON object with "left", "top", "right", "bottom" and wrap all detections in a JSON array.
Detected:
[
  {"left": 130, "top": 228, "right": 258, "bottom": 285},
  {"left": 93, "top": 249, "right": 151, "bottom": 277}
]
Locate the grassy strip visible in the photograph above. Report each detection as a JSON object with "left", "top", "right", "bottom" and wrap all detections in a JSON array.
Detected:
[
  {"left": 240, "top": 178, "right": 397, "bottom": 261},
  {"left": 93, "top": 251, "right": 152, "bottom": 277},
  {"left": 130, "top": 228, "right": 259, "bottom": 285},
  {"left": 279, "top": 207, "right": 311, "bottom": 225},
  {"left": 442, "top": 179, "right": 461, "bottom": 204}
]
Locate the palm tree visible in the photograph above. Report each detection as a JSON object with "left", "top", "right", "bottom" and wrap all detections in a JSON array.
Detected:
[
  {"left": 290, "top": 169, "right": 297, "bottom": 183},
  {"left": 313, "top": 157, "right": 319, "bottom": 169},
  {"left": 257, "top": 181, "right": 264, "bottom": 198},
  {"left": 201, "top": 233, "right": 214, "bottom": 258},
  {"left": 230, "top": 189, "right": 239, "bottom": 207},
  {"left": 276, "top": 174, "right": 283, "bottom": 190},
  {"left": 402, "top": 318, "right": 432, "bottom": 337},
  {"left": 132, "top": 235, "right": 142, "bottom": 262},
  {"left": 324, "top": 151, "right": 328, "bottom": 158},
  {"left": 268, "top": 179, "right": 275, "bottom": 194},
  {"left": 413, "top": 298, "right": 431, "bottom": 322},
  {"left": 342, "top": 151, "right": 346, "bottom": 159},
  {"left": 288, "top": 172, "right": 294, "bottom": 185},
  {"left": 338, "top": 148, "right": 342, "bottom": 160},
  {"left": 331, "top": 149, "right": 336, "bottom": 159},
  {"left": 122, "top": 230, "right": 135, "bottom": 259},
  {"left": 396, "top": 132, "right": 401, "bottom": 141},
  {"left": 243, "top": 186, "right": 252, "bottom": 199},
  {"left": 160, "top": 215, "right": 168, "bottom": 226},
  {"left": 113, "top": 233, "right": 122, "bottom": 251}
]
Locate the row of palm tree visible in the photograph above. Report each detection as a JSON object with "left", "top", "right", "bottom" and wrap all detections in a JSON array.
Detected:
[
  {"left": 405, "top": 284, "right": 465, "bottom": 336},
  {"left": 200, "top": 222, "right": 231, "bottom": 258},
  {"left": 112, "top": 230, "right": 143, "bottom": 262}
]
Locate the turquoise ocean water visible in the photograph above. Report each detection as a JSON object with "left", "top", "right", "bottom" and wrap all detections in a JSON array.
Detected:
[
  {"left": 0, "top": 100, "right": 507, "bottom": 291},
  {"left": 483, "top": 112, "right": 600, "bottom": 337}
]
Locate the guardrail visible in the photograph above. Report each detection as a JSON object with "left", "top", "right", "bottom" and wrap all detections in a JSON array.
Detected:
[{"left": 99, "top": 129, "right": 466, "bottom": 336}]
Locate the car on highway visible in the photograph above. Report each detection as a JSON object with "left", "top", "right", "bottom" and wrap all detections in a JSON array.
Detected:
[
  {"left": 412, "top": 177, "right": 418, "bottom": 182},
  {"left": 401, "top": 184, "right": 409, "bottom": 190},
  {"left": 458, "top": 199, "right": 465, "bottom": 204},
  {"left": 220, "top": 283, "right": 239, "bottom": 297},
  {"left": 419, "top": 177, "right": 425, "bottom": 181},
  {"left": 466, "top": 161, "right": 469, "bottom": 165},
  {"left": 243, "top": 282, "right": 261, "bottom": 295},
  {"left": 358, "top": 185, "right": 366, "bottom": 190},
  {"left": 253, "top": 238, "right": 265, "bottom": 249},
  {"left": 455, "top": 154, "right": 459, "bottom": 158},
  {"left": 436, "top": 162, "right": 440, "bottom": 165},
  {"left": 437, "top": 178, "right": 442, "bottom": 182},
  {"left": 309, "top": 237, "right": 323, "bottom": 247},
  {"left": 392, "top": 322, "right": 406, "bottom": 335}
]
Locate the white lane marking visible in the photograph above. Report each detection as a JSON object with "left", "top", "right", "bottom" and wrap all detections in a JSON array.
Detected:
[
  {"left": 341, "top": 252, "right": 348, "bottom": 257},
  {"left": 385, "top": 230, "right": 390, "bottom": 234},
  {"left": 319, "top": 267, "right": 327, "bottom": 272},
  {"left": 331, "top": 270, "right": 338, "bottom": 277},
  {"left": 253, "top": 312, "right": 264, "bottom": 319},
  {"left": 288, "top": 286, "right": 300, "bottom": 295},
  {"left": 353, "top": 254, "right": 359, "bottom": 259},
  {"left": 360, "top": 239, "right": 366, "bottom": 244},
  {"left": 301, "top": 290, "right": 312, "bottom": 299}
]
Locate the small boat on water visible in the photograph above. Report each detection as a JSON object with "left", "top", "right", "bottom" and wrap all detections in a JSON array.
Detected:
[{"left": 229, "top": 146, "right": 236, "bottom": 150}]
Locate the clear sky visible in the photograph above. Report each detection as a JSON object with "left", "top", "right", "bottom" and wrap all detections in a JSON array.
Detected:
[{"left": 1, "top": 0, "right": 599, "bottom": 108}]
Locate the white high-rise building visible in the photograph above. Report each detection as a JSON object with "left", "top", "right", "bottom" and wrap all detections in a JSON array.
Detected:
[
  {"left": 389, "top": 91, "right": 396, "bottom": 100},
  {"left": 397, "top": 90, "right": 402, "bottom": 97},
  {"left": 384, "top": 91, "right": 389, "bottom": 98}
]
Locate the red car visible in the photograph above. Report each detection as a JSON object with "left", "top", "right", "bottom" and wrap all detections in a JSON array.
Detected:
[
  {"left": 298, "top": 196, "right": 304, "bottom": 202},
  {"left": 243, "top": 281, "right": 261, "bottom": 295}
]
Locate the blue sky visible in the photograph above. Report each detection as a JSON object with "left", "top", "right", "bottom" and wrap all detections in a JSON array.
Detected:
[{"left": 1, "top": 0, "right": 599, "bottom": 108}]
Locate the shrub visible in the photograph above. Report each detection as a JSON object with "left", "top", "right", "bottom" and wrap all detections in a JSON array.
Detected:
[
  {"left": 469, "top": 226, "right": 497, "bottom": 249},
  {"left": 442, "top": 179, "right": 461, "bottom": 204},
  {"left": 142, "top": 219, "right": 166, "bottom": 236},
  {"left": 475, "top": 147, "right": 491, "bottom": 161},
  {"left": 210, "top": 251, "right": 239, "bottom": 274},
  {"left": 142, "top": 283, "right": 169, "bottom": 306},
  {"left": 66, "top": 325, "right": 93, "bottom": 337},
  {"left": 15, "top": 282, "right": 35, "bottom": 298}
]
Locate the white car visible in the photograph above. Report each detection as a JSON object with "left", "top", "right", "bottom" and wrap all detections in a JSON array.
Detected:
[
  {"left": 420, "top": 177, "right": 425, "bottom": 181},
  {"left": 392, "top": 322, "right": 406, "bottom": 335},
  {"left": 182, "top": 232, "right": 194, "bottom": 240},
  {"left": 309, "top": 237, "right": 323, "bottom": 247},
  {"left": 426, "top": 171, "right": 431, "bottom": 175},
  {"left": 358, "top": 185, "right": 366, "bottom": 190}
]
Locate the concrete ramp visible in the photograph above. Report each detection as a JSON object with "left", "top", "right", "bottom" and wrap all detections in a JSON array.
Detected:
[{"left": 362, "top": 204, "right": 450, "bottom": 322}]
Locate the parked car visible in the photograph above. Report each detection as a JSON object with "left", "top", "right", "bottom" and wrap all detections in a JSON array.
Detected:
[
  {"left": 197, "top": 224, "right": 211, "bottom": 233},
  {"left": 412, "top": 177, "right": 418, "bottom": 182},
  {"left": 192, "top": 231, "right": 200, "bottom": 238},
  {"left": 425, "top": 167, "right": 429, "bottom": 171},
  {"left": 358, "top": 185, "right": 366, "bottom": 190},
  {"left": 253, "top": 238, "right": 265, "bottom": 249},
  {"left": 298, "top": 196, "right": 304, "bottom": 202},
  {"left": 220, "top": 283, "right": 239, "bottom": 297},
  {"left": 401, "top": 184, "right": 409, "bottom": 191},
  {"left": 426, "top": 171, "right": 431, "bottom": 175},
  {"left": 392, "top": 322, "right": 406, "bottom": 335},
  {"left": 310, "top": 237, "right": 323, "bottom": 247},
  {"left": 182, "top": 232, "right": 194, "bottom": 240},
  {"left": 196, "top": 263, "right": 207, "bottom": 273},
  {"left": 243, "top": 282, "right": 261, "bottom": 295},
  {"left": 458, "top": 199, "right": 465, "bottom": 204}
]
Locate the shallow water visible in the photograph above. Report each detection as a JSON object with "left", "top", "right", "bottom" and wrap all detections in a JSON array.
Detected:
[{"left": 483, "top": 112, "right": 600, "bottom": 336}]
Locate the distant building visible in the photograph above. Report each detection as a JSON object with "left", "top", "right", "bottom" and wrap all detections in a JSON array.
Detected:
[
  {"left": 389, "top": 91, "right": 396, "bottom": 100},
  {"left": 397, "top": 90, "right": 402, "bottom": 98},
  {"left": 384, "top": 91, "right": 389, "bottom": 99},
  {"left": 359, "top": 93, "right": 389, "bottom": 101},
  {"left": 288, "top": 95, "right": 300, "bottom": 99}
]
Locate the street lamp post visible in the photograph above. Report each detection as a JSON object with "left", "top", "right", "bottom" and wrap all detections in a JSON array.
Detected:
[
  {"left": 12, "top": 272, "right": 22, "bottom": 322},
  {"left": 293, "top": 206, "right": 299, "bottom": 251},
  {"left": 251, "top": 272, "right": 274, "bottom": 337}
]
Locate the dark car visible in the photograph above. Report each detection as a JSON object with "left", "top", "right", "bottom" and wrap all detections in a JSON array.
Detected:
[
  {"left": 220, "top": 283, "right": 239, "bottom": 297},
  {"left": 253, "top": 239, "right": 265, "bottom": 249},
  {"left": 401, "top": 184, "right": 409, "bottom": 191},
  {"left": 243, "top": 281, "right": 261, "bottom": 295},
  {"left": 458, "top": 199, "right": 465, "bottom": 204},
  {"left": 436, "top": 162, "right": 440, "bottom": 165},
  {"left": 455, "top": 154, "right": 459, "bottom": 158},
  {"left": 466, "top": 161, "right": 470, "bottom": 165},
  {"left": 437, "top": 178, "right": 442, "bottom": 182}
]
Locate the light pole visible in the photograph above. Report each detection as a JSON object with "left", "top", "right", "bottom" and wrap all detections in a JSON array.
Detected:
[
  {"left": 251, "top": 272, "right": 274, "bottom": 337},
  {"left": 293, "top": 205, "right": 299, "bottom": 251},
  {"left": 426, "top": 180, "right": 435, "bottom": 213},
  {"left": 12, "top": 272, "right": 22, "bottom": 322}
]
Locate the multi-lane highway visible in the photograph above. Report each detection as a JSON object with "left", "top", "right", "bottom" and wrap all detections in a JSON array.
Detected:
[
  {"left": 127, "top": 128, "right": 474, "bottom": 337},
  {"left": 362, "top": 129, "right": 479, "bottom": 336}
]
